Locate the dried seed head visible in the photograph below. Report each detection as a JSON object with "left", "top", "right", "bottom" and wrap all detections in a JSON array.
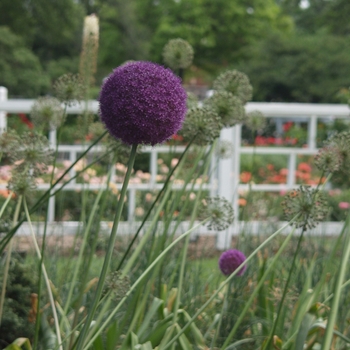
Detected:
[
  {"left": 180, "top": 107, "right": 221, "bottom": 146},
  {"left": 200, "top": 196, "right": 234, "bottom": 231},
  {"left": 213, "top": 70, "right": 253, "bottom": 104},
  {"left": 282, "top": 186, "right": 329, "bottom": 230},
  {"left": 204, "top": 91, "right": 245, "bottom": 127},
  {"left": 162, "top": 38, "right": 194, "bottom": 70}
]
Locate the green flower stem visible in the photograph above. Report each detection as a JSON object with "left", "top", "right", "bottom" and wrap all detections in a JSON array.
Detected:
[
  {"left": 0, "top": 131, "right": 109, "bottom": 254},
  {"left": 76, "top": 143, "right": 138, "bottom": 350},
  {"left": 0, "top": 191, "right": 13, "bottom": 219},
  {"left": 321, "top": 214, "right": 350, "bottom": 350},
  {"left": 67, "top": 158, "right": 117, "bottom": 349},
  {"left": 262, "top": 226, "right": 306, "bottom": 350},
  {"left": 82, "top": 218, "right": 210, "bottom": 350},
  {"left": 23, "top": 199, "right": 63, "bottom": 350},
  {"left": 162, "top": 216, "right": 299, "bottom": 350},
  {"left": 0, "top": 195, "right": 22, "bottom": 325},
  {"left": 172, "top": 145, "right": 213, "bottom": 327},
  {"left": 116, "top": 135, "right": 197, "bottom": 271},
  {"left": 63, "top": 180, "right": 106, "bottom": 315},
  {"left": 220, "top": 227, "right": 295, "bottom": 349}
]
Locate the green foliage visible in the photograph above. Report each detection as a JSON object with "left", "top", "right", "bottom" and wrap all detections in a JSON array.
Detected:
[
  {"left": 0, "top": 27, "right": 50, "bottom": 97},
  {"left": 237, "top": 33, "right": 350, "bottom": 103},
  {"left": 0, "top": 257, "right": 37, "bottom": 348}
]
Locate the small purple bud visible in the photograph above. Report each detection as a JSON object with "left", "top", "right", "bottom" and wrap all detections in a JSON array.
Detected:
[{"left": 219, "top": 249, "right": 247, "bottom": 276}]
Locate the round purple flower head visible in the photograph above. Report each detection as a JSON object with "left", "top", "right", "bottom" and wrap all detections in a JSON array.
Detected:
[
  {"left": 99, "top": 61, "right": 187, "bottom": 145},
  {"left": 219, "top": 249, "right": 247, "bottom": 276}
]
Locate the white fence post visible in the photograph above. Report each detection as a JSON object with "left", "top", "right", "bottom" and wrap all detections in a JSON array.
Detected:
[
  {"left": 216, "top": 125, "right": 241, "bottom": 250},
  {"left": 0, "top": 87, "right": 8, "bottom": 135},
  {"left": 308, "top": 115, "right": 318, "bottom": 150},
  {"left": 47, "top": 130, "right": 57, "bottom": 222}
]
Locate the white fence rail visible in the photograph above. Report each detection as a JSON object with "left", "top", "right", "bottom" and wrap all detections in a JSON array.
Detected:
[{"left": 1, "top": 87, "right": 349, "bottom": 249}]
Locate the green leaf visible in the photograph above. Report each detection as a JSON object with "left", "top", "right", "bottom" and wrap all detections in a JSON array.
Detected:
[
  {"left": 106, "top": 319, "right": 119, "bottom": 350},
  {"left": 295, "top": 313, "right": 317, "bottom": 350},
  {"left": 4, "top": 338, "right": 32, "bottom": 350},
  {"left": 137, "top": 297, "right": 164, "bottom": 340}
]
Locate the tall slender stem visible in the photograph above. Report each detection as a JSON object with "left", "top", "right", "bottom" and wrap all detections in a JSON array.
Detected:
[
  {"left": 23, "top": 199, "right": 63, "bottom": 350},
  {"left": 0, "top": 195, "right": 22, "bottom": 325},
  {"left": 75, "top": 143, "right": 138, "bottom": 350}
]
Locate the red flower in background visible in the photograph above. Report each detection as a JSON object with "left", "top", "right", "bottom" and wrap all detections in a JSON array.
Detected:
[
  {"left": 283, "top": 121, "right": 293, "bottom": 132},
  {"left": 298, "top": 162, "right": 312, "bottom": 173},
  {"left": 240, "top": 171, "right": 252, "bottom": 183},
  {"left": 18, "top": 113, "right": 33, "bottom": 129}
]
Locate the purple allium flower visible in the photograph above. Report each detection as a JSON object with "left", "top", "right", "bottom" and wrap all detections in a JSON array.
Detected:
[
  {"left": 219, "top": 249, "right": 247, "bottom": 276},
  {"left": 99, "top": 61, "right": 187, "bottom": 145}
]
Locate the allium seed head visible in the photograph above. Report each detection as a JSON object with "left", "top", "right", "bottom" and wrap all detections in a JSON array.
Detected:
[
  {"left": 0, "top": 130, "right": 20, "bottom": 155},
  {"left": 162, "top": 38, "right": 194, "bottom": 70},
  {"left": 30, "top": 96, "right": 65, "bottom": 131},
  {"left": 204, "top": 91, "right": 245, "bottom": 127},
  {"left": 314, "top": 145, "right": 342, "bottom": 173},
  {"left": 53, "top": 73, "right": 85, "bottom": 106},
  {"left": 215, "top": 140, "right": 234, "bottom": 159},
  {"left": 282, "top": 186, "right": 328, "bottom": 230},
  {"left": 213, "top": 70, "right": 253, "bottom": 104},
  {"left": 245, "top": 110, "right": 266, "bottom": 133},
  {"left": 324, "top": 131, "right": 350, "bottom": 174},
  {"left": 8, "top": 173, "right": 37, "bottom": 198},
  {"left": 99, "top": 61, "right": 187, "bottom": 145},
  {"left": 180, "top": 107, "right": 221, "bottom": 146},
  {"left": 200, "top": 196, "right": 234, "bottom": 231},
  {"left": 219, "top": 249, "right": 247, "bottom": 276},
  {"left": 10, "top": 132, "right": 53, "bottom": 176}
]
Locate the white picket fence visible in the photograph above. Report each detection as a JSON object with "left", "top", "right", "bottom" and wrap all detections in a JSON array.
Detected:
[{"left": 1, "top": 87, "right": 349, "bottom": 249}]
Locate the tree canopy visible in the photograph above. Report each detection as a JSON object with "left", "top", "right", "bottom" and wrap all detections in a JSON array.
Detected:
[{"left": 0, "top": 0, "right": 350, "bottom": 102}]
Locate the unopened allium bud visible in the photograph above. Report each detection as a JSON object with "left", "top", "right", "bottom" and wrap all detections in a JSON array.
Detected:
[
  {"left": 213, "top": 70, "right": 253, "bottom": 104},
  {"left": 53, "top": 73, "right": 85, "bottom": 106},
  {"left": 245, "top": 110, "right": 266, "bottom": 133},
  {"left": 0, "top": 130, "right": 20, "bottom": 155},
  {"left": 219, "top": 249, "right": 247, "bottom": 276},
  {"left": 314, "top": 145, "right": 342, "bottom": 173},
  {"left": 163, "top": 38, "right": 194, "bottom": 70},
  {"left": 282, "top": 186, "right": 328, "bottom": 230},
  {"left": 204, "top": 91, "right": 245, "bottom": 127},
  {"left": 200, "top": 196, "right": 234, "bottom": 231},
  {"left": 180, "top": 107, "right": 221, "bottom": 146},
  {"left": 10, "top": 131, "right": 53, "bottom": 176},
  {"left": 30, "top": 97, "right": 65, "bottom": 131},
  {"left": 99, "top": 61, "right": 187, "bottom": 145}
]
